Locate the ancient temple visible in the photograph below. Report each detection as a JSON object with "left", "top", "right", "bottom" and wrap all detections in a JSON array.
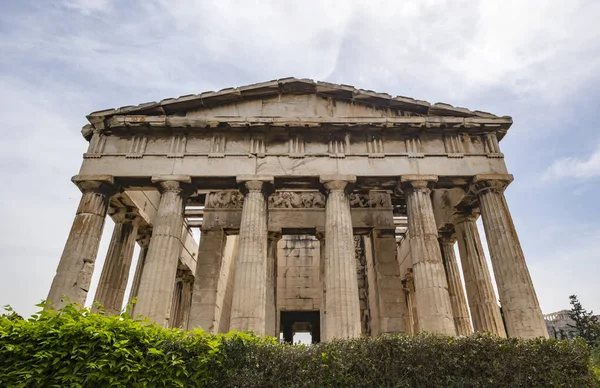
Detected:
[{"left": 46, "top": 78, "right": 548, "bottom": 341}]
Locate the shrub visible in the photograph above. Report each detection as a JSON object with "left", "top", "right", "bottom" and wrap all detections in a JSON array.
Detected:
[{"left": 0, "top": 304, "right": 596, "bottom": 387}]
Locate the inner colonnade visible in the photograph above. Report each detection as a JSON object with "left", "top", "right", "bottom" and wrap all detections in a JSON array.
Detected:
[{"left": 46, "top": 78, "right": 548, "bottom": 340}]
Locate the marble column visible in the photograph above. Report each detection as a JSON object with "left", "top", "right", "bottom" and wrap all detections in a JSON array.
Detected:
[
  {"left": 229, "top": 176, "right": 273, "bottom": 335},
  {"left": 438, "top": 233, "right": 473, "bottom": 336},
  {"left": 188, "top": 228, "right": 227, "bottom": 333},
  {"left": 169, "top": 270, "right": 194, "bottom": 329},
  {"left": 134, "top": 175, "right": 195, "bottom": 326},
  {"left": 266, "top": 232, "right": 281, "bottom": 337},
  {"left": 320, "top": 175, "right": 362, "bottom": 339},
  {"left": 127, "top": 227, "right": 152, "bottom": 313},
  {"left": 47, "top": 175, "right": 118, "bottom": 310},
  {"left": 453, "top": 210, "right": 506, "bottom": 336},
  {"left": 473, "top": 174, "right": 548, "bottom": 338},
  {"left": 316, "top": 231, "right": 327, "bottom": 339},
  {"left": 179, "top": 273, "right": 194, "bottom": 330},
  {"left": 400, "top": 175, "right": 455, "bottom": 335},
  {"left": 169, "top": 275, "right": 184, "bottom": 328},
  {"left": 402, "top": 269, "right": 419, "bottom": 334},
  {"left": 92, "top": 209, "right": 140, "bottom": 315}
]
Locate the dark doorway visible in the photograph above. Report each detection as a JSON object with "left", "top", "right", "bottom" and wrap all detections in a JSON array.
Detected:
[{"left": 280, "top": 310, "right": 320, "bottom": 344}]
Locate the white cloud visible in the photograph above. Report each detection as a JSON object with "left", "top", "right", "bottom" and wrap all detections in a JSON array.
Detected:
[
  {"left": 542, "top": 145, "right": 600, "bottom": 181},
  {"left": 62, "top": 0, "right": 113, "bottom": 15},
  {"left": 3, "top": 0, "right": 599, "bottom": 103}
]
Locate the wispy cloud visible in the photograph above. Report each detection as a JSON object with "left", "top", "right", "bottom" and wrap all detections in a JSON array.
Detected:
[
  {"left": 3, "top": 0, "right": 600, "bottom": 103},
  {"left": 62, "top": 0, "right": 114, "bottom": 15},
  {"left": 542, "top": 145, "right": 600, "bottom": 181}
]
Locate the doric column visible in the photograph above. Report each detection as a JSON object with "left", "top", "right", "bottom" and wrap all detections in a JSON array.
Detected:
[
  {"left": 400, "top": 175, "right": 455, "bottom": 335},
  {"left": 187, "top": 228, "right": 227, "bottom": 332},
  {"left": 438, "top": 232, "right": 473, "bottom": 336},
  {"left": 320, "top": 175, "right": 362, "bottom": 340},
  {"left": 92, "top": 209, "right": 140, "bottom": 315},
  {"left": 134, "top": 175, "right": 195, "bottom": 326},
  {"left": 266, "top": 232, "right": 281, "bottom": 337},
  {"left": 179, "top": 273, "right": 194, "bottom": 330},
  {"left": 472, "top": 175, "right": 548, "bottom": 338},
  {"left": 401, "top": 268, "right": 418, "bottom": 334},
  {"left": 316, "top": 231, "right": 327, "bottom": 338},
  {"left": 47, "top": 175, "right": 119, "bottom": 309},
  {"left": 229, "top": 176, "right": 273, "bottom": 335},
  {"left": 453, "top": 209, "right": 506, "bottom": 336},
  {"left": 169, "top": 270, "right": 194, "bottom": 329},
  {"left": 169, "top": 273, "right": 184, "bottom": 328},
  {"left": 127, "top": 227, "right": 152, "bottom": 312}
]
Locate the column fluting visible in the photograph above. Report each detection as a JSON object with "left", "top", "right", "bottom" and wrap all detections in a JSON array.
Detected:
[
  {"left": 229, "top": 177, "right": 272, "bottom": 335},
  {"left": 47, "top": 175, "right": 118, "bottom": 310},
  {"left": 127, "top": 228, "right": 152, "bottom": 313},
  {"left": 266, "top": 232, "right": 281, "bottom": 337},
  {"left": 401, "top": 175, "right": 455, "bottom": 335},
  {"left": 321, "top": 175, "right": 362, "bottom": 339},
  {"left": 453, "top": 210, "right": 506, "bottom": 336},
  {"left": 439, "top": 233, "right": 473, "bottom": 336},
  {"left": 134, "top": 176, "right": 195, "bottom": 326},
  {"left": 473, "top": 175, "right": 548, "bottom": 338},
  {"left": 93, "top": 210, "right": 140, "bottom": 315}
]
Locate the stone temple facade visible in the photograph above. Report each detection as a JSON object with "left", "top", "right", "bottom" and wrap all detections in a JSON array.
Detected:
[{"left": 46, "top": 78, "right": 548, "bottom": 340}]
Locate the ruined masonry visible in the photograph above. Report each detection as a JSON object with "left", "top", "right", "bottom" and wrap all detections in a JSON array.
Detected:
[{"left": 47, "top": 78, "right": 548, "bottom": 341}]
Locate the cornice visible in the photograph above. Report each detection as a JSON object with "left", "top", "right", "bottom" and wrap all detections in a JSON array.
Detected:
[
  {"left": 99, "top": 114, "right": 512, "bottom": 132},
  {"left": 85, "top": 77, "right": 511, "bottom": 133}
]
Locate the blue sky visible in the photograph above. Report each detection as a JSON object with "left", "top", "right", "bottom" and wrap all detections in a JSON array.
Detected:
[{"left": 1, "top": 0, "right": 599, "bottom": 319}]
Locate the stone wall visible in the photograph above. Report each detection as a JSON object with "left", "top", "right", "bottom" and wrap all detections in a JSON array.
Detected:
[
  {"left": 355, "top": 236, "right": 371, "bottom": 335},
  {"left": 276, "top": 235, "right": 322, "bottom": 313}
]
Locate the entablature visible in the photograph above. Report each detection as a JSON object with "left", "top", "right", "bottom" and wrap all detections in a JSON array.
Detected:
[{"left": 81, "top": 124, "right": 507, "bottom": 163}]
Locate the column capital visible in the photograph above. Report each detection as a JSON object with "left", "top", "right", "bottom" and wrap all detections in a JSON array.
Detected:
[
  {"left": 399, "top": 174, "right": 438, "bottom": 192},
  {"left": 268, "top": 231, "right": 282, "bottom": 241},
  {"left": 72, "top": 174, "right": 120, "bottom": 195},
  {"left": 471, "top": 174, "right": 513, "bottom": 195},
  {"left": 180, "top": 272, "right": 195, "bottom": 283},
  {"left": 136, "top": 227, "right": 152, "bottom": 247},
  {"left": 108, "top": 207, "right": 143, "bottom": 225},
  {"left": 438, "top": 229, "right": 457, "bottom": 244},
  {"left": 236, "top": 175, "right": 274, "bottom": 194},
  {"left": 320, "top": 175, "right": 356, "bottom": 193},
  {"left": 151, "top": 175, "right": 196, "bottom": 195},
  {"left": 450, "top": 206, "right": 480, "bottom": 225}
]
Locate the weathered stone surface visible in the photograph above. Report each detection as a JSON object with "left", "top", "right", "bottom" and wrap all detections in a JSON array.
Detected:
[
  {"left": 401, "top": 176, "right": 455, "bottom": 335},
  {"left": 134, "top": 176, "right": 195, "bottom": 326},
  {"left": 229, "top": 177, "right": 273, "bottom": 335},
  {"left": 47, "top": 175, "right": 119, "bottom": 309},
  {"left": 127, "top": 228, "right": 151, "bottom": 313},
  {"left": 453, "top": 210, "right": 506, "bottom": 336},
  {"left": 187, "top": 228, "right": 228, "bottom": 333},
  {"left": 438, "top": 233, "right": 472, "bottom": 336},
  {"left": 92, "top": 210, "right": 140, "bottom": 315},
  {"left": 321, "top": 176, "right": 362, "bottom": 340},
  {"left": 50, "top": 80, "right": 548, "bottom": 343},
  {"left": 473, "top": 175, "right": 548, "bottom": 339}
]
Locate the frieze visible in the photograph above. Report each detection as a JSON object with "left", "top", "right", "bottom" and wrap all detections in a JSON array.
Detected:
[
  {"left": 268, "top": 191, "right": 325, "bottom": 209},
  {"left": 205, "top": 191, "right": 244, "bottom": 209},
  {"left": 348, "top": 192, "right": 392, "bottom": 208}
]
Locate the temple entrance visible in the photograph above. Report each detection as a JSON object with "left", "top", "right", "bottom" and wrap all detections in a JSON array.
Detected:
[{"left": 280, "top": 311, "right": 320, "bottom": 344}]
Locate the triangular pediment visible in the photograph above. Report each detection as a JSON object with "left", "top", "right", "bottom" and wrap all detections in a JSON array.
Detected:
[{"left": 87, "top": 78, "right": 506, "bottom": 123}]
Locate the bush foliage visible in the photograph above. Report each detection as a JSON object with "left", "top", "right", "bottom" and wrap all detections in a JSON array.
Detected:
[{"left": 0, "top": 304, "right": 597, "bottom": 387}]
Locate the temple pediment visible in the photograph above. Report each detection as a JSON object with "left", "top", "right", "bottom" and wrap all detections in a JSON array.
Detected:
[{"left": 86, "top": 77, "right": 508, "bottom": 124}]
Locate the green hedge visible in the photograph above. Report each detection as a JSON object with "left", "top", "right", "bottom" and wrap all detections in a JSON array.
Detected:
[{"left": 0, "top": 304, "right": 597, "bottom": 387}]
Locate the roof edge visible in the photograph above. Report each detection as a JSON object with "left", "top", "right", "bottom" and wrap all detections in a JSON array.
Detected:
[{"left": 87, "top": 78, "right": 509, "bottom": 123}]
